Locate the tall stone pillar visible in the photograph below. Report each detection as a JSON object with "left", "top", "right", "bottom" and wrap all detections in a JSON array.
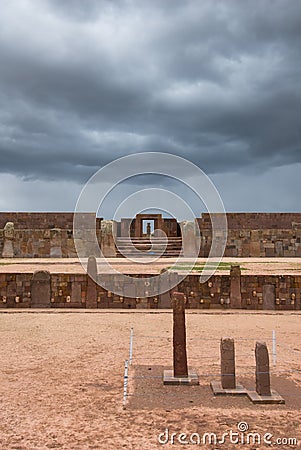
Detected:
[
  {"left": 100, "top": 220, "right": 117, "bottom": 257},
  {"left": 173, "top": 292, "right": 188, "bottom": 377},
  {"left": 50, "top": 228, "right": 62, "bottom": 257},
  {"left": 221, "top": 337, "right": 236, "bottom": 389},
  {"left": 230, "top": 264, "right": 242, "bottom": 309},
  {"left": 2, "top": 222, "right": 14, "bottom": 258},
  {"left": 86, "top": 255, "right": 98, "bottom": 309},
  {"left": 120, "top": 219, "right": 132, "bottom": 237},
  {"left": 163, "top": 291, "right": 198, "bottom": 385},
  {"left": 180, "top": 221, "right": 198, "bottom": 257}
]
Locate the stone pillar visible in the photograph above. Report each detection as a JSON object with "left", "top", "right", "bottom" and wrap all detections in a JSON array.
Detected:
[
  {"left": 120, "top": 219, "right": 132, "bottom": 237},
  {"left": 230, "top": 265, "right": 242, "bottom": 309},
  {"left": 159, "top": 271, "right": 179, "bottom": 308},
  {"left": 255, "top": 341, "right": 271, "bottom": 396},
  {"left": 250, "top": 230, "right": 261, "bottom": 257},
  {"left": 2, "top": 222, "right": 14, "bottom": 258},
  {"left": 221, "top": 337, "right": 236, "bottom": 389},
  {"left": 172, "top": 292, "right": 188, "bottom": 377},
  {"left": 146, "top": 222, "right": 151, "bottom": 236},
  {"left": 100, "top": 220, "right": 117, "bottom": 257},
  {"left": 180, "top": 221, "right": 198, "bottom": 257},
  {"left": 31, "top": 271, "right": 51, "bottom": 308},
  {"left": 50, "top": 228, "right": 62, "bottom": 257},
  {"left": 86, "top": 256, "right": 98, "bottom": 308}
]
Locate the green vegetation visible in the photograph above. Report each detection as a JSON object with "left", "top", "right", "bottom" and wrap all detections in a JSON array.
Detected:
[{"left": 169, "top": 262, "right": 246, "bottom": 271}]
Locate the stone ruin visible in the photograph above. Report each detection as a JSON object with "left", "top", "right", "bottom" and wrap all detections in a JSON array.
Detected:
[
  {"left": 1, "top": 212, "right": 301, "bottom": 258},
  {"left": 163, "top": 291, "right": 199, "bottom": 385}
]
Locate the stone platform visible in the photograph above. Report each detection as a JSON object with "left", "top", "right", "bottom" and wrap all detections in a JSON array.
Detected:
[{"left": 163, "top": 369, "right": 199, "bottom": 385}]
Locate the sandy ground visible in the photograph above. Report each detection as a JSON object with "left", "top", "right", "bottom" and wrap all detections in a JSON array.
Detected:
[
  {"left": 0, "top": 311, "right": 300, "bottom": 449},
  {"left": 1, "top": 257, "right": 301, "bottom": 275}
]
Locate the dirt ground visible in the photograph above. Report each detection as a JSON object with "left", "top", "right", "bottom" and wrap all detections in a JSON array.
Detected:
[
  {"left": 1, "top": 257, "right": 301, "bottom": 275},
  {"left": 0, "top": 311, "right": 300, "bottom": 449}
]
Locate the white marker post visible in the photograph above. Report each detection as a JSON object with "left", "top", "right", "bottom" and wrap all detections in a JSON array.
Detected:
[
  {"left": 272, "top": 330, "right": 276, "bottom": 366},
  {"left": 123, "top": 359, "right": 129, "bottom": 409}
]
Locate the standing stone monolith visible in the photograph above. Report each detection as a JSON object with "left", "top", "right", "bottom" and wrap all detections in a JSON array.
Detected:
[
  {"left": 2, "top": 222, "right": 14, "bottom": 258},
  {"left": 100, "top": 220, "right": 117, "bottom": 257},
  {"left": 86, "top": 255, "right": 98, "bottom": 308},
  {"left": 50, "top": 228, "right": 62, "bottom": 257},
  {"left": 230, "top": 264, "right": 242, "bottom": 308},
  {"left": 31, "top": 270, "right": 51, "bottom": 308},
  {"left": 172, "top": 292, "right": 188, "bottom": 377},
  {"left": 180, "top": 221, "right": 198, "bottom": 257},
  {"left": 221, "top": 337, "right": 236, "bottom": 389},
  {"left": 255, "top": 341, "right": 271, "bottom": 396}
]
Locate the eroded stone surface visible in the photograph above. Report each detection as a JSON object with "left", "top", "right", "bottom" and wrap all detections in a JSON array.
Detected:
[
  {"left": 221, "top": 337, "right": 236, "bottom": 389},
  {"left": 86, "top": 256, "right": 98, "bottom": 308},
  {"left": 2, "top": 222, "right": 15, "bottom": 258},
  {"left": 180, "top": 221, "right": 198, "bottom": 257},
  {"left": 230, "top": 265, "right": 241, "bottom": 308},
  {"left": 255, "top": 341, "right": 271, "bottom": 396},
  {"left": 31, "top": 270, "right": 51, "bottom": 307},
  {"left": 101, "top": 220, "right": 117, "bottom": 257},
  {"left": 172, "top": 291, "right": 188, "bottom": 378}
]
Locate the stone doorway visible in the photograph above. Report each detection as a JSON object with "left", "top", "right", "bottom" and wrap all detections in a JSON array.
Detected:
[{"left": 134, "top": 214, "right": 163, "bottom": 237}]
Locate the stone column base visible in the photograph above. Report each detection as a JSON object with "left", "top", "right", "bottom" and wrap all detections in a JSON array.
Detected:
[
  {"left": 210, "top": 380, "right": 247, "bottom": 396},
  {"left": 163, "top": 369, "right": 199, "bottom": 385},
  {"left": 247, "top": 390, "right": 285, "bottom": 404}
]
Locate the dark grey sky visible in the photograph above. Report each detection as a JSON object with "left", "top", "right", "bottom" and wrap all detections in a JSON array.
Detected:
[{"left": 0, "top": 0, "right": 300, "bottom": 216}]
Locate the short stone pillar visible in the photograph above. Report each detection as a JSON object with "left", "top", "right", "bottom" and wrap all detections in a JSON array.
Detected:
[
  {"left": 247, "top": 341, "right": 284, "bottom": 403},
  {"left": 86, "top": 256, "right": 98, "bottom": 309},
  {"left": 2, "top": 222, "right": 14, "bottom": 258},
  {"left": 163, "top": 292, "right": 198, "bottom": 385},
  {"left": 221, "top": 337, "right": 236, "bottom": 389},
  {"left": 180, "top": 221, "right": 198, "bottom": 257},
  {"left": 230, "top": 264, "right": 242, "bottom": 308},
  {"left": 211, "top": 337, "right": 246, "bottom": 395},
  {"left": 100, "top": 220, "right": 117, "bottom": 257},
  {"left": 31, "top": 271, "right": 51, "bottom": 308},
  {"left": 255, "top": 341, "right": 271, "bottom": 396},
  {"left": 50, "top": 228, "right": 62, "bottom": 257}
]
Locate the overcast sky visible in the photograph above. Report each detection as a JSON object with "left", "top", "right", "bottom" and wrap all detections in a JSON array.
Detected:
[{"left": 0, "top": 0, "right": 300, "bottom": 217}]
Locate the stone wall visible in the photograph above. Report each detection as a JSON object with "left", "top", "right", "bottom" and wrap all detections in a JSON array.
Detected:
[
  {"left": 1, "top": 212, "right": 301, "bottom": 258},
  {"left": 0, "top": 213, "right": 102, "bottom": 258},
  {"left": 0, "top": 272, "right": 300, "bottom": 310},
  {"left": 197, "top": 213, "right": 301, "bottom": 257}
]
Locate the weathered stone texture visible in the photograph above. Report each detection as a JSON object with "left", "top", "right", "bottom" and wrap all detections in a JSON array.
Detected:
[
  {"left": 230, "top": 265, "right": 242, "bottom": 308},
  {"left": 172, "top": 291, "right": 188, "bottom": 378},
  {"left": 31, "top": 271, "right": 51, "bottom": 308},
  {"left": 255, "top": 341, "right": 271, "bottom": 396},
  {"left": 221, "top": 337, "right": 236, "bottom": 389}
]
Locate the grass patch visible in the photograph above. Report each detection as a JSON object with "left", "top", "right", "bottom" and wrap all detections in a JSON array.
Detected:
[{"left": 168, "top": 262, "right": 246, "bottom": 271}]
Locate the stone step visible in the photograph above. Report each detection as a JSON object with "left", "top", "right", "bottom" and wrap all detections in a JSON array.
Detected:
[{"left": 115, "top": 237, "right": 182, "bottom": 257}]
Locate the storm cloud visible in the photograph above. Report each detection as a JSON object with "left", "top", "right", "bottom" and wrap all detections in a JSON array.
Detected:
[{"left": 0, "top": 0, "right": 300, "bottom": 213}]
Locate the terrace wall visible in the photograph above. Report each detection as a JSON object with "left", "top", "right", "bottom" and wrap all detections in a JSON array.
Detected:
[
  {"left": 0, "top": 272, "right": 300, "bottom": 310},
  {"left": 1, "top": 212, "right": 301, "bottom": 258}
]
